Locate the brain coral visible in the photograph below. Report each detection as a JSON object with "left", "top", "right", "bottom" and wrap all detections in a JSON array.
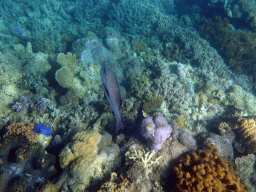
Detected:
[
  {"left": 236, "top": 117, "right": 256, "bottom": 153},
  {"left": 170, "top": 146, "right": 248, "bottom": 192}
]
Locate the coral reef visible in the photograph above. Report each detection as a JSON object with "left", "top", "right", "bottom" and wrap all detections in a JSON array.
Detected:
[
  {"left": 58, "top": 130, "right": 121, "bottom": 191},
  {"left": 203, "top": 133, "right": 234, "bottom": 159},
  {"left": 4, "top": 122, "right": 52, "bottom": 148},
  {"left": 4, "top": 122, "right": 38, "bottom": 143},
  {"left": 151, "top": 60, "right": 193, "bottom": 114},
  {"left": 208, "top": 0, "right": 256, "bottom": 29},
  {"left": 97, "top": 146, "right": 163, "bottom": 192},
  {"left": 170, "top": 145, "right": 248, "bottom": 192},
  {"left": 235, "top": 154, "right": 256, "bottom": 191},
  {"left": 164, "top": 42, "right": 180, "bottom": 61},
  {"left": 131, "top": 75, "right": 151, "bottom": 99},
  {"left": 142, "top": 92, "right": 164, "bottom": 113},
  {"left": 55, "top": 51, "right": 101, "bottom": 98},
  {"left": 125, "top": 146, "right": 162, "bottom": 177},
  {"left": 140, "top": 115, "right": 172, "bottom": 151},
  {"left": 0, "top": 135, "right": 56, "bottom": 192},
  {"left": 226, "top": 85, "right": 256, "bottom": 115},
  {"left": 198, "top": 16, "right": 256, "bottom": 78},
  {"left": 235, "top": 117, "right": 256, "bottom": 153}
]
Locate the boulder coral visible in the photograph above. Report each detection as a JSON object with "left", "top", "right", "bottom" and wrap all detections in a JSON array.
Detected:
[{"left": 58, "top": 130, "right": 121, "bottom": 190}]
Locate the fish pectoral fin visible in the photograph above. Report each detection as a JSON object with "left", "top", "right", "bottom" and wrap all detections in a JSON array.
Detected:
[{"left": 103, "top": 84, "right": 110, "bottom": 98}]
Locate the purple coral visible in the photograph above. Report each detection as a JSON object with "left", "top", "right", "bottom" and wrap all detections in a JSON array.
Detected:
[
  {"left": 140, "top": 115, "right": 172, "bottom": 151},
  {"left": 12, "top": 96, "right": 48, "bottom": 114},
  {"left": 32, "top": 97, "right": 47, "bottom": 114},
  {"left": 11, "top": 26, "right": 24, "bottom": 36},
  {"left": 12, "top": 96, "right": 32, "bottom": 112}
]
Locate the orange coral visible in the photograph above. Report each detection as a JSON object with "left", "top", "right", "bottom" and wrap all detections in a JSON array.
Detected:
[
  {"left": 4, "top": 122, "right": 38, "bottom": 143},
  {"left": 172, "top": 146, "right": 248, "bottom": 192},
  {"left": 237, "top": 118, "right": 256, "bottom": 153}
]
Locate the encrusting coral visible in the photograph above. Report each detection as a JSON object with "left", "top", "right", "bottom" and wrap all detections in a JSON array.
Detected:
[{"left": 170, "top": 145, "right": 248, "bottom": 192}]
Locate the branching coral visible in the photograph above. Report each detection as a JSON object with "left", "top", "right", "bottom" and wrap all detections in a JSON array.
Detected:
[
  {"left": 4, "top": 122, "right": 37, "bottom": 143},
  {"left": 125, "top": 146, "right": 162, "bottom": 177},
  {"left": 170, "top": 145, "right": 248, "bottom": 192},
  {"left": 98, "top": 172, "right": 130, "bottom": 192}
]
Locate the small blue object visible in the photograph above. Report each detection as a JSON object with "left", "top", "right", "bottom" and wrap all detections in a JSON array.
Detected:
[{"left": 33, "top": 124, "right": 52, "bottom": 136}]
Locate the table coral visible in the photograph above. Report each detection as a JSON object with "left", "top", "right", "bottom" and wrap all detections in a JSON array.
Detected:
[
  {"left": 170, "top": 145, "right": 248, "bottom": 192},
  {"left": 55, "top": 52, "right": 101, "bottom": 98}
]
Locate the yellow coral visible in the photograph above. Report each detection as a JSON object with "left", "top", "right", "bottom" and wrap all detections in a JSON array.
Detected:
[
  {"left": 4, "top": 122, "right": 37, "bottom": 143},
  {"left": 57, "top": 52, "right": 78, "bottom": 73},
  {"left": 131, "top": 41, "right": 147, "bottom": 54},
  {"left": 55, "top": 66, "right": 74, "bottom": 88},
  {"left": 59, "top": 130, "right": 101, "bottom": 169},
  {"left": 237, "top": 118, "right": 256, "bottom": 153},
  {"left": 172, "top": 146, "right": 248, "bottom": 192}
]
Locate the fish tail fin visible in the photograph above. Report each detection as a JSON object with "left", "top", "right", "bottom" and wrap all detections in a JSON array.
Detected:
[{"left": 116, "top": 118, "right": 126, "bottom": 134}]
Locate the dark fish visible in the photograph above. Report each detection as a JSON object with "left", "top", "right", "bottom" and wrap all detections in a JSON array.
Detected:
[{"left": 100, "top": 65, "right": 125, "bottom": 133}]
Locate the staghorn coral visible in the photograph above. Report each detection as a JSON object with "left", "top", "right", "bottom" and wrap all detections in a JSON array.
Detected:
[
  {"left": 125, "top": 146, "right": 162, "bottom": 177},
  {"left": 170, "top": 145, "right": 248, "bottom": 192},
  {"left": 235, "top": 117, "right": 256, "bottom": 153},
  {"left": 4, "top": 122, "right": 37, "bottom": 143},
  {"left": 98, "top": 172, "right": 130, "bottom": 192}
]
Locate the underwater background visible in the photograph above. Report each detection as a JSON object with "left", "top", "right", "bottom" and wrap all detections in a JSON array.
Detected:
[{"left": 1, "top": 0, "right": 256, "bottom": 191}]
